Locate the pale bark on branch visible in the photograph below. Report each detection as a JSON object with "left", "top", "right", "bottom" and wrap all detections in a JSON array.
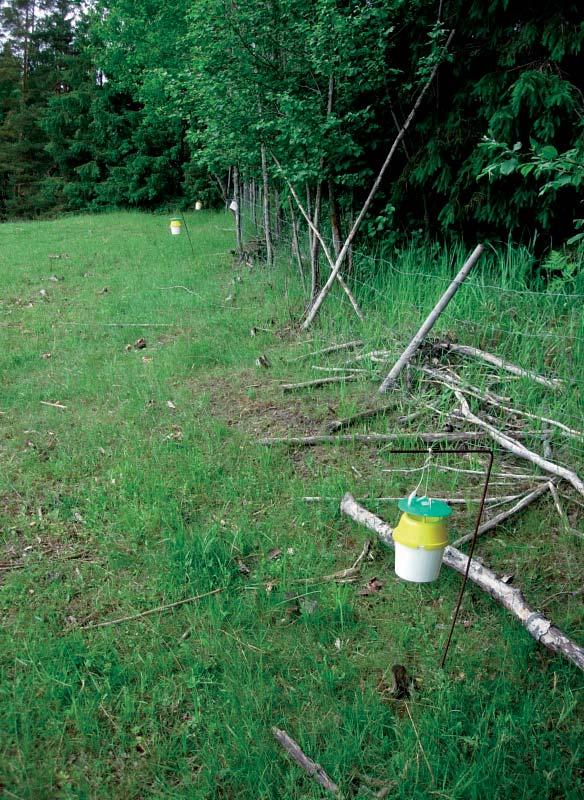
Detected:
[
  {"left": 378, "top": 244, "right": 484, "bottom": 392},
  {"left": 454, "top": 391, "right": 584, "bottom": 498},
  {"left": 434, "top": 341, "right": 563, "bottom": 390},
  {"left": 272, "top": 727, "right": 339, "bottom": 795},
  {"left": 340, "top": 494, "right": 584, "bottom": 672}
]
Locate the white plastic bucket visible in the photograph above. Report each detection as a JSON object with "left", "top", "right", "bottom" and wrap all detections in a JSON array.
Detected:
[
  {"left": 195, "top": 201, "right": 203, "bottom": 211},
  {"left": 170, "top": 220, "right": 182, "bottom": 235},
  {"left": 394, "top": 541, "right": 445, "bottom": 583}
]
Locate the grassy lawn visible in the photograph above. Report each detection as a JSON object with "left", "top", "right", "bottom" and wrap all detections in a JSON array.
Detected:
[{"left": 0, "top": 211, "right": 582, "bottom": 799}]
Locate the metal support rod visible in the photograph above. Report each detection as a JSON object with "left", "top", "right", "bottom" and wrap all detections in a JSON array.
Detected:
[{"left": 381, "top": 447, "right": 494, "bottom": 669}]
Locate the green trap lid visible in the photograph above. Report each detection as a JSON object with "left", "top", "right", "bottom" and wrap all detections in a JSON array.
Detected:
[{"left": 398, "top": 496, "right": 452, "bottom": 518}]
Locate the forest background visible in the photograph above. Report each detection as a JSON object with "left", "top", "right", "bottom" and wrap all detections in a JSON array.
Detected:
[{"left": 0, "top": 0, "right": 583, "bottom": 268}]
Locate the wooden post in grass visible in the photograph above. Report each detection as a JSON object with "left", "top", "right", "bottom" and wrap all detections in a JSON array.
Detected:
[{"left": 378, "top": 244, "right": 484, "bottom": 392}]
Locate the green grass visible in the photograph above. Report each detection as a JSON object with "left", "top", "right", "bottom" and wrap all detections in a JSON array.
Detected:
[{"left": 0, "top": 211, "right": 582, "bottom": 799}]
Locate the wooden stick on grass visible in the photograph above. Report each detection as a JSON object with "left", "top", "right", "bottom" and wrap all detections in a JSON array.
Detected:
[
  {"left": 258, "top": 431, "right": 484, "bottom": 446},
  {"left": 281, "top": 375, "right": 360, "bottom": 391},
  {"left": 434, "top": 341, "right": 563, "bottom": 390},
  {"left": 287, "top": 340, "right": 364, "bottom": 362},
  {"left": 272, "top": 727, "right": 339, "bottom": 795},
  {"left": 80, "top": 587, "right": 223, "bottom": 630},
  {"left": 378, "top": 244, "right": 484, "bottom": 392},
  {"left": 451, "top": 482, "right": 552, "bottom": 546},
  {"left": 341, "top": 493, "right": 584, "bottom": 672},
  {"left": 454, "top": 390, "right": 584, "bottom": 498}
]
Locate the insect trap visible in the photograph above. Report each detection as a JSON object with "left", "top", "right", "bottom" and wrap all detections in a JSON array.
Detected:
[
  {"left": 169, "top": 218, "right": 182, "bottom": 235},
  {"left": 393, "top": 495, "right": 452, "bottom": 583},
  {"left": 393, "top": 450, "right": 452, "bottom": 583}
]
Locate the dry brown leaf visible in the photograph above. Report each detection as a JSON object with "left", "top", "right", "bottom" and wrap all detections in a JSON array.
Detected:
[{"left": 357, "top": 577, "right": 384, "bottom": 596}]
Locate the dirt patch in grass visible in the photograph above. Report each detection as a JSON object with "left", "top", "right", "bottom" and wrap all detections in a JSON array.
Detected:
[{"left": 192, "top": 369, "right": 328, "bottom": 437}]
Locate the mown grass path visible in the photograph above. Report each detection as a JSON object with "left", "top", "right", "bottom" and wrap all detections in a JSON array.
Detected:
[{"left": 1, "top": 212, "right": 582, "bottom": 799}]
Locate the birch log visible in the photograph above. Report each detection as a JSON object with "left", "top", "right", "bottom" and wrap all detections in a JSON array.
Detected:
[
  {"left": 378, "top": 244, "right": 484, "bottom": 392},
  {"left": 302, "top": 29, "right": 456, "bottom": 330},
  {"left": 340, "top": 493, "right": 584, "bottom": 672},
  {"left": 454, "top": 390, "right": 584, "bottom": 498}
]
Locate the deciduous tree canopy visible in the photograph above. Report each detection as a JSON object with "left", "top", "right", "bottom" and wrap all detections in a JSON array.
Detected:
[{"left": 0, "top": 0, "right": 582, "bottom": 247}]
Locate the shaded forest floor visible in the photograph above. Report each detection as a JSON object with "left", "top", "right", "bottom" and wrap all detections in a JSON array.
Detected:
[{"left": 0, "top": 211, "right": 582, "bottom": 799}]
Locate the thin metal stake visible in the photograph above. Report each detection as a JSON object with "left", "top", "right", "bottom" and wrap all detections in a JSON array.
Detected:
[{"left": 380, "top": 447, "right": 494, "bottom": 669}]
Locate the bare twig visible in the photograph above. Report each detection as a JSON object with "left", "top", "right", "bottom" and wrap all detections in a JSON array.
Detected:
[
  {"left": 452, "top": 482, "right": 552, "bottom": 546},
  {"left": 541, "top": 587, "right": 584, "bottom": 609},
  {"left": 548, "top": 482, "right": 569, "bottom": 529},
  {"left": 404, "top": 703, "right": 435, "bottom": 785},
  {"left": 80, "top": 587, "right": 223, "bottom": 630},
  {"left": 379, "top": 244, "right": 484, "bottom": 391},
  {"left": 303, "top": 495, "right": 523, "bottom": 505},
  {"left": 40, "top": 400, "right": 67, "bottom": 410},
  {"left": 340, "top": 494, "right": 584, "bottom": 672},
  {"left": 281, "top": 375, "right": 360, "bottom": 391},
  {"left": 287, "top": 340, "right": 363, "bottom": 362},
  {"left": 434, "top": 341, "right": 563, "bottom": 390},
  {"left": 312, "top": 366, "right": 369, "bottom": 374},
  {"left": 327, "top": 404, "right": 397, "bottom": 433},
  {"left": 272, "top": 727, "right": 339, "bottom": 795},
  {"left": 258, "top": 431, "right": 484, "bottom": 447},
  {"left": 454, "top": 390, "right": 584, "bottom": 498}
]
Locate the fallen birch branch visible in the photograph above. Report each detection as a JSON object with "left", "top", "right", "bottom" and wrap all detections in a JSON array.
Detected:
[
  {"left": 327, "top": 404, "right": 397, "bottom": 433},
  {"left": 302, "top": 29, "right": 456, "bottom": 330},
  {"left": 340, "top": 493, "right": 584, "bottom": 672},
  {"left": 258, "top": 431, "right": 484, "bottom": 446},
  {"left": 287, "top": 340, "right": 363, "bottom": 362},
  {"left": 281, "top": 375, "right": 360, "bottom": 391},
  {"left": 272, "top": 727, "right": 339, "bottom": 795},
  {"left": 80, "top": 587, "right": 223, "bottom": 629},
  {"left": 452, "top": 482, "right": 552, "bottom": 546},
  {"left": 434, "top": 341, "right": 563, "bottom": 390},
  {"left": 415, "top": 365, "right": 512, "bottom": 404},
  {"left": 379, "top": 244, "right": 484, "bottom": 392},
  {"left": 382, "top": 464, "right": 550, "bottom": 482},
  {"left": 40, "top": 400, "right": 67, "bottom": 410},
  {"left": 454, "top": 390, "right": 584, "bottom": 498},
  {"left": 303, "top": 494, "right": 523, "bottom": 505}
]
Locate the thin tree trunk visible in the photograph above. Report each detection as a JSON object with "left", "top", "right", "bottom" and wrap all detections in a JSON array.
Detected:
[
  {"left": 233, "top": 166, "right": 242, "bottom": 256},
  {"left": 261, "top": 144, "right": 274, "bottom": 267},
  {"left": 310, "top": 183, "right": 322, "bottom": 303},
  {"left": 288, "top": 198, "right": 306, "bottom": 291},
  {"left": 328, "top": 180, "right": 342, "bottom": 258},
  {"left": 302, "top": 29, "right": 456, "bottom": 330}
]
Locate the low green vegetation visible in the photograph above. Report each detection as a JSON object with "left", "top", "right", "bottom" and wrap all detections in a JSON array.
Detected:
[{"left": 0, "top": 212, "right": 582, "bottom": 799}]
